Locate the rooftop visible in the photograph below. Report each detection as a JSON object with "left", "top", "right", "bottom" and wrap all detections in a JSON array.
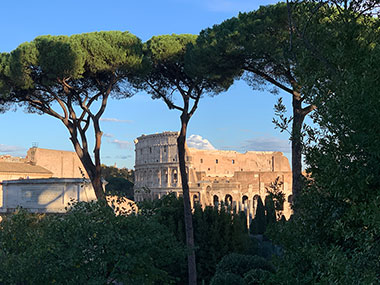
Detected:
[{"left": 0, "top": 162, "right": 52, "bottom": 174}]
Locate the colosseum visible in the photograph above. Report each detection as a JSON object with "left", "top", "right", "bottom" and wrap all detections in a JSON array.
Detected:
[{"left": 134, "top": 132, "right": 293, "bottom": 218}]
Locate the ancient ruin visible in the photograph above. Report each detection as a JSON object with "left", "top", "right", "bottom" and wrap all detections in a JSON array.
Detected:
[{"left": 134, "top": 132, "right": 293, "bottom": 218}]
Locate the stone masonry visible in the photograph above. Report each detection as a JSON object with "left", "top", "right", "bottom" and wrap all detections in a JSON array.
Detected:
[{"left": 134, "top": 132, "right": 293, "bottom": 218}]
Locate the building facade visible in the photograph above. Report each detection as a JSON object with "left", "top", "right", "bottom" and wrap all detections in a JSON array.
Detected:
[
  {"left": 134, "top": 132, "right": 293, "bottom": 218},
  {"left": 0, "top": 178, "right": 96, "bottom": 214},
  {"left": 0, "top": 147, "right": 90, "bottom": 212}
]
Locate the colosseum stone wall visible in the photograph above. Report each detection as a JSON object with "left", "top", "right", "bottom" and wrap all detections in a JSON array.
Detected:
[{"left": 134, "top": 132, "right": 293, "bottom": 218}]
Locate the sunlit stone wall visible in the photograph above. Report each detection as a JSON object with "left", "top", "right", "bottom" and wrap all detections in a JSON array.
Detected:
[{"left": 134, "top": 132, "right": 293, "bottom": 219}]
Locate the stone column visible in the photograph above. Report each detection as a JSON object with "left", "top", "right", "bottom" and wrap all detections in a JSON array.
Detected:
[
  {"left": 167, "top": 167, "right": 171, "bottom": 187},
  {"left": 247, "top": 200, "right": 251, "bottom": 229}
]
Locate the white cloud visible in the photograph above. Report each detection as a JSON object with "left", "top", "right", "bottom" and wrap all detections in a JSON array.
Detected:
[
  {"left": 187, "top": 135, "right": 215, "bottom": 150},
  {"left": 103, "top": 133, "right": 114, "bottom": 138},
  {"left": 0, "top": 144, "right": 25, "bottom": 153},
  {"left": 240, "top": 136, "right": 290, "bottom": 153},
  {"left": 110, "top": 139, "right": 131, "bottom": 149},
  {"left": 100, "top": 118, "right": 132, "bottom": 123},
  {"left": 115, "top": 155, "right": 131, "bottom": 159}
]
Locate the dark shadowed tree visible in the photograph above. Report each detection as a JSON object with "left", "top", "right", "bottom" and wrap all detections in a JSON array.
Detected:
[
  {"left": 266, "top": 3, "right": 380, "bottom": 283},
  {"left": 134, "top": 34, "right": 233, "bottom": 285},
  {"left": 195, "top": 3, "right": 316, "bottom": 201},
  {"left": 250, "top": 197, "right": 266, "bottom": 235},
  {"left": 0, "top": 53, "right": 13, "bottom": 113},
  {"left": 0, "top": 32, "right": 144, "bottom": 200}
]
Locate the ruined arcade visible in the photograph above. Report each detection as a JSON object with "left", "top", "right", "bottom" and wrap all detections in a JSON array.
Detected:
[{"left": 134, "top": 132, "right": 293, "bottom": 218}]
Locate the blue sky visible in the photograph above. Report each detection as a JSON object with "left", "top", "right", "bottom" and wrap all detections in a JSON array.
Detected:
[{"left": 0, "top": 0, "right": 294, "bottom": 169}]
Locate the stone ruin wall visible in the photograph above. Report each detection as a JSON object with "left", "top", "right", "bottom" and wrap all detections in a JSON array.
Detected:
[
  {"left": 26, "top": 147, "right": 88, "bottom": 179},
  {"left": 134, "top": 132, "right": 293, "bottom": 219}
]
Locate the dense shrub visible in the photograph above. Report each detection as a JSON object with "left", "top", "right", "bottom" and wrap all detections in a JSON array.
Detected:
[
  {"left": 250, "top": 197, "right": 266, "bottom": 235},
  {"left": 243, "top": 268, "right": 272, "bottom": 285},
  {"left": 210, "top": 272, "right": 245, "bottom": 285},
  {"left": 210, "top": 253, "right": 276, "bottom": 285},
  {"left": 0, "top": 202, "right": 184, "bottom": 284},
  {"left": 139, "top": 194, "right": 255, "bottom": 284},
  {"left": 215, "top": 253, "right": 275, "bottom": 276}
]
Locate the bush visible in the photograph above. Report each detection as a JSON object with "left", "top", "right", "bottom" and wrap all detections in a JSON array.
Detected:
[
  {"left": 0, "top": 202, "right": 184, "bottom": 284},
  {"left": 250, "top": 197, "right": 266, "bottom": 235},
  {"left": 210, "top": 272, "right": 245, "bottom": 285},
  {"left": 139, "top": 193, "right": 255, "bottom": 284},
  {"left": 243, "top": 268, "right": 272, "bottom": 285},
  {"left": 210, "top": 253, "right": 276, "bottom": 285},
  {"left": 216, "top": 253, "right": 275, "bottom": 276}
]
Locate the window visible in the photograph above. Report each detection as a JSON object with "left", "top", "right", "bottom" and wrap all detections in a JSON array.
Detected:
[
  {"left": 216, "top": 159, "right": 218, "bottom": 164},
  {"left": 200, "top": 158, "right": 203, "bottom": 163},
  {"left": 208, "top": 168, "right": 210, "bottom": 171},
  {"left": 232, "top": 159, "right": 235, "bottom": 164},
  {"left": 164, "top": 146, "right": 167, "bottom": 153},
  {"left": 150, "top": 147, "right": 152, "bottom": 153}
]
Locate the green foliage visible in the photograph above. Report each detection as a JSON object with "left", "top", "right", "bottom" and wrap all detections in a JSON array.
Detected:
[
  {"left": 139, "top": 193, "right": 255, "bottom": 284},
  {"left": 134, "top": 33, "right": 234, "bottom": 106},
  {"left": 147, "top": 34, "right": 196, "bottom": 63},
  {"left": 210, "top": 272, "right": 245, "bottom": 285},
  {"left": 4, "top": 31, "right": 144, "bottom": 98},
  {"left": 265, "top": 3, "right": 380, "bottom": 284},
  {"left": 243, "top": 268, "right": 272, "bottom": 285},
  {"left": 250, "top": 197, "right": 266, "bottom": 235},
  {"left": 101, "top": 164, "right": 134, "bottom": 182},
  {"left": 0, "top": 202, "right": 184, "bottom": 284},
  {"left": 210, "top": 253, "right": 275, "bottom": 285},
  {"left": 266, "top": 177, "right": 286, "bottom": 219},
  {"left": 196, "top": 3, "right": 296, "bottom": 93},
  {"left": 215, "top": 253, "right": 275, "bottom": 276},
  {"left": 264, "top": 196, "right": 276, "bottom": 226},
  {"left": 0, "top": 31, "right": 145, "bottom": 200},
  {"left": 101, "top": 165, "right": 134, "bottom": 199},
  {"left": 105, "top": 176, "right": 134, "bottom": 199}
]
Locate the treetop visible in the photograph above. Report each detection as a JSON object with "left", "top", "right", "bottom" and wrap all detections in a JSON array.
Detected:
[
  {"left": 145, "top": 34, "right": 197, "bottom": 63},
  {"left": 3, "top": 31, "right": 144, "bottom": 90}
]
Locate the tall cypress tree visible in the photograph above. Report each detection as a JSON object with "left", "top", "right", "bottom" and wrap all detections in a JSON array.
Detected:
[
  {"left": 250, "top": 197, "right": 266, "bottom": 235},
  {"left": 265, "top": 195, "right": 276, "bottom": 226}
]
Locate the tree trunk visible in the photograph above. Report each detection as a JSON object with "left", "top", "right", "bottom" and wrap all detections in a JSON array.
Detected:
[
  {"left": 69, "top": 135, "right": 106, "bottom": 201},
  {"left": 79, "top": 151, "right": 106, "bottom": 201},
  {"left": 292, "top": 92, "right": 303, "bottom": 201},
  {"left": 177, "top": 113, "right": 197, "bottom": 285}
]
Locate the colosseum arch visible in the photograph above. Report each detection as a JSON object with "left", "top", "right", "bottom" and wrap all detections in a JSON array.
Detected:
[
  {"left": 171, "top": 168, "right": 178, "bottom": 185},
  {"left": 242, "top": 195, "right": 249, "bottom": 210},
  {"left": 193, "top": 194, "right": 200, "bottom": 205},
  {"left": 253, "top": 194, "right": 260, "bottom": 215},
  {"left": 213, "top": 195, "right": 219, "bottom": 207},
  {"left": 148, "top": 170, "right": 153, "bottom": 185},
  {"left": 133, "top": 131, "right": 293, "bottom": 219},
  {"left": 225, "top": 194, "right": 233, "bottom": 206},
  {"left": 161, "top": 169, "right": 168, "bottom": 185}
]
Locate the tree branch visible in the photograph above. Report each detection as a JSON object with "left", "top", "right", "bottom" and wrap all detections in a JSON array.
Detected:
[
  {"left": 146, "top": 80, "right": 184, "bottom": 111},
  {"left": 244, "top": 66, "right": 294, "bottom": 94},
  {"left": 301, "top": 104, "right": 317, "bottom": 117}
]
